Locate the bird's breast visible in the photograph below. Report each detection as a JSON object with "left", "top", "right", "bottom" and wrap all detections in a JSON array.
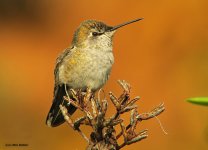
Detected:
[{"left": 58, "top": 47, "right": 114, "bottom": 91}]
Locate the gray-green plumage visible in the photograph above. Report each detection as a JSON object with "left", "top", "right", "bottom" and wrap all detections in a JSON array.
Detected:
[{"left": 46, "top": 20, "right": 115, "bottom": 127}]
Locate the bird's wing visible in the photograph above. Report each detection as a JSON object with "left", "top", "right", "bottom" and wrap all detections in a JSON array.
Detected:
[
  {"left": 46, "top": 46, "right": 77, "bottom": 127},
  {"left": 54, "top": 46, "right": 73, "bottom": 83},
  {"left": 53, "top": 46, "right": 74, "bottom": 98}
]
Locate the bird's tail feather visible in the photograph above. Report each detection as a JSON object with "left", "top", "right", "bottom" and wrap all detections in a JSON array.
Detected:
[{"left": 46, "top": 85, "right": 77, "bottom": 127}]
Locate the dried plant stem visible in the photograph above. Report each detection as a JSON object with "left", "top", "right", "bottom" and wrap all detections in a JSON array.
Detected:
[
  {"left": 59, "top": 80, "right": 165, "bottom": 150},
  {"left": 59, "top": 105, "right": 90, "bottom": 143}
]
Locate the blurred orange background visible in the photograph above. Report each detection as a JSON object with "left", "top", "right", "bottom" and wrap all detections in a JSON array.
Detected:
[{"left": 0, "top": 0, "right": 208, "bottom": 150}]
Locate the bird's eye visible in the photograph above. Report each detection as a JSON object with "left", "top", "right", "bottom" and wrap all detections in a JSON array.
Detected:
[{"left": 92, "top": 32, "right": 99, "bottom": 36}]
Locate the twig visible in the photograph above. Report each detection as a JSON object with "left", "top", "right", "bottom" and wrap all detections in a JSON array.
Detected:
[
  {"left": 116, "top": 103, "right": 165, "bottom": 139},
  {"left": 60, "top": 80, "right": 165, "bottom": 150},
  {"left": 59, "top": 105, "right": 89, "bottom": 143}
]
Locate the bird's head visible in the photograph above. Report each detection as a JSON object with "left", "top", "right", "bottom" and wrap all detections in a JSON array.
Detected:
[{"left": 71, "top": 18, "right": 143, "bottom": 48}]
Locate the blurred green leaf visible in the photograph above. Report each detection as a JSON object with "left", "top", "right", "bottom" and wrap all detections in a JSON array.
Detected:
[{"left": 187, "top": 97, "right": 208, "bottom": 106}]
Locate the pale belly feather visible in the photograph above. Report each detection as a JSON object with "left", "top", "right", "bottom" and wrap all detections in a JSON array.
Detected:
[{"left": 58, "top": 48, "right": 114, "bottom": 91}]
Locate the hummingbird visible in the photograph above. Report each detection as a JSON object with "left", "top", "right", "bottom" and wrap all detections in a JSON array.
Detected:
[{"left": 46, "top": 18, "right": 143, "bottom": 127}]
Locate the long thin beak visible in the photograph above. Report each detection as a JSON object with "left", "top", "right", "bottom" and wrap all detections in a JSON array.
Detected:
[{"left": 107, "top": 18, "right": 144, "bottom": 32}]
